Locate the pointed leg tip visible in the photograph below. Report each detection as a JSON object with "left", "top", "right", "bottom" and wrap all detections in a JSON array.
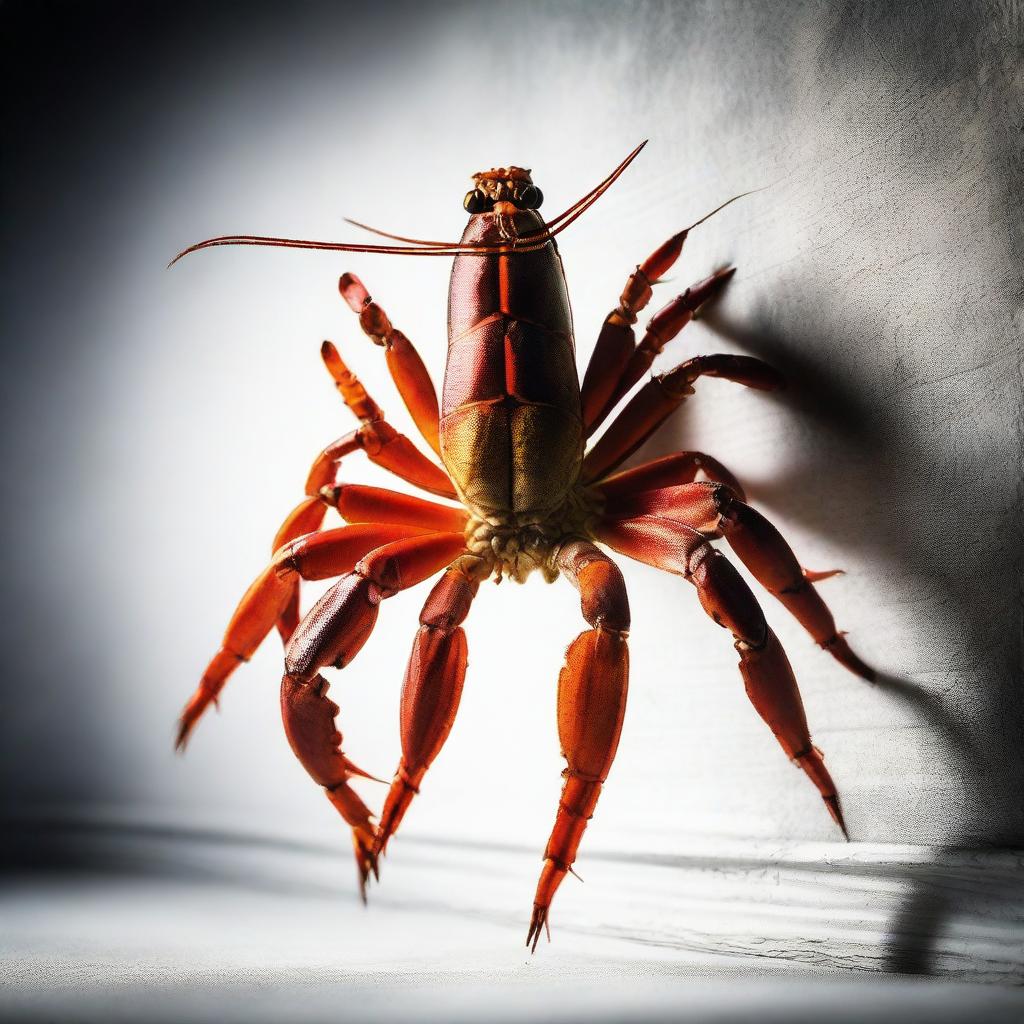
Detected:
[
  {"left": 357, "top": 843, "right": 381, "bottom": 895},
  {"left": 175, "top": 686, "right": 219, "bottom": 752},
  {"left": 357, "top": 857, "right": 376, "bottom": 903},
  {"left": 824, "top": 635, "right": 877, "bottom": 683},
  {"left": 822, "top": 795, "right": 849, "bottom": 839},
  {"left": 526, "top": 906, "right": 550, "bottom": 954},
  {"left": 174, "top": 720, "right": 193, "bottom": 753},
  {"left": 371, "top": 829, "right": 390, "bottom": 861},
  {"left": 833, "top": 807, "right": 851, "bottom": 842},
  {"left": 692, "top": 266, "right": 737, "bottom": 308}
]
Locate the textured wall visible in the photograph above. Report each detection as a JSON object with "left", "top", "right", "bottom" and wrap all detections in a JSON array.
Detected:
[{"left": 1, "top": 0, "right": 1020, "bottom": 876}]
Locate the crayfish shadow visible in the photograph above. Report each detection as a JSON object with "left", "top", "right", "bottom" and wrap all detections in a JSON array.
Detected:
[
  {"left": 878, "top": 841, "right": 1024, "bottom": 977},
  {"left": 696, "top": 304, "right": 891, "bottom": 525},
  {"left": 868, "top": 672, "right": 990, "bottom": 976},
  {"left": 690, "top": 302, "right": 1021, "bottom": 975}
]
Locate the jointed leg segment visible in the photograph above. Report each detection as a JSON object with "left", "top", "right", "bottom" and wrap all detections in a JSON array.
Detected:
[
  {"left": 595, "top": 450, "right": 747, "bottom": 503},
  {"left": 714, "top": 492, "right": 874, "bottom": 680},
  {"left": 320, "top": 483, "right": 467, "bottom": 533},
  {"left": 375, "top": 564, "right": 479, "bottom": 857},
  {"left": 318, "top": 342, "right": 454, "bottom": 497},
  {"left": 689, "top": 543, "right": 849, "bottom": 835},
  {"left": 580, "top": 221, "right": 735, "bottom": 434},
  {"left": 528, "top": 541, "right": 630, "bottom": 951},
  {"left": 175, "top": 523, "right": 435, "bottom": 750},
  {"left": 596, "top": 512, "right": 848, "bottom": 838},
  {"left": 583, "top": 354, "right": 784, "bottom": 483},
  {"left": 272, "top": 342, "right": 455, "bottom": 639},
  {"left": 281, "top": 531, "right": 469, "bottom": 894},
  {"left": 338, "top": 273, "right": 442, "bottom": 455},
  {"left": 280, "top": 672, "right": 381, "bottom": 896},
  {"left": 598, "top": 480, "right": 874, "bottom": 679},
  {"left": 179, "top": 313, "right": 460, "bottom": 897}
]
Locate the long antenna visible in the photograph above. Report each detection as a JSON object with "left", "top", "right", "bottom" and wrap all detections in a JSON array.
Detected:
[{"left": 168, "top": 141, "right": 648, "bottom": 267}]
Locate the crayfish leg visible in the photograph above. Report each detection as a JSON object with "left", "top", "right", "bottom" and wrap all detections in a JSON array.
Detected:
[
  {"left": 528, "top": 542, "right": 630, "bottom": 953},
  {"left": 597, "top": 519, "right": 849, "bottom": 838},
  {"left": 375, "top": 566, "right": 478, "bottom": 858},
  {"left": 175, "top": 524, "right": 429, "bottom": 752},
  {"left": 280, "top": 532, "right": 467, "bottom": 895},
  {"left": 336, "top": 274, "right": 442, "bottom": 456},
  {"left": 281, "top": 672, "right": 380, "bottom": 898},
  {"left": 715, "top": 493, "right": 875, "bottom": 681},
  {"left": 580, "top": 220, "right": 736, "bottom": 435}
]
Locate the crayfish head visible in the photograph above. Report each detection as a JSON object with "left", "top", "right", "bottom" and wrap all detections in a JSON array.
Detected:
[{"left": 464, "top": 166, "right": 544, "bottom": 215}]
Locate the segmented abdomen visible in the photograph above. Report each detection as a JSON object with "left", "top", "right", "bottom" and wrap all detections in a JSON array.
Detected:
[{"left": 442, "top": 210, "right": 583, "bottom": 521}]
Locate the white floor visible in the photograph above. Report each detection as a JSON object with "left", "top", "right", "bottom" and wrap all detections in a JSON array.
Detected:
[{"left": 3, "top": 870, "right": 1022, "bottom": 1024}]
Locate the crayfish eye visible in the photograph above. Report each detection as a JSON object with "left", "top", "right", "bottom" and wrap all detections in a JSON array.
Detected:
[
  {"left": 511, "top": 184, "right": 543, "bottom": 210},
  {"left": 464, "top": 189, "right": 492, "bottom": 214}
]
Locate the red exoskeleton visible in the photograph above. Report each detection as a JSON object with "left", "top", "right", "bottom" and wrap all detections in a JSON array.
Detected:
[{"left": 173, "top": 142, "right": 874, "bottom": 951}]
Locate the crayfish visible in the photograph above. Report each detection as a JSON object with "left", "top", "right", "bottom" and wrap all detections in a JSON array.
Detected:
[{"left": 173, "top": 142, "right": 873, "bottom": 951}]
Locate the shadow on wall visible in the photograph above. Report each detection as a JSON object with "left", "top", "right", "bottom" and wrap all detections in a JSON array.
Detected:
[
  {"left": 694, "top": 293, "right": 1021, "bottom": 972},
  {"left": 640, "top": 0, "right": 1023, "bottom": 975}
]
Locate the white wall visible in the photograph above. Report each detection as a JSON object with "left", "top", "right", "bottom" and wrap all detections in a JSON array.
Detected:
[{"left": 2, "top": 1, "right": 1020, "bottom": 869}]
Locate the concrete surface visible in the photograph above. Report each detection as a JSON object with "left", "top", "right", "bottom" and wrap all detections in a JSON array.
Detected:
[{"left": 3, "top": 827, "right": 1023, "bottom": 1022}]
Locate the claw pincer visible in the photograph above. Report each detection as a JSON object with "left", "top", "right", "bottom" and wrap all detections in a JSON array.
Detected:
[
  {"left": 276, "top": 536, "right": 466, "bottom": 892},
  {"left": 281, "top": 672, "right": 380, "bottom": 894}
]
